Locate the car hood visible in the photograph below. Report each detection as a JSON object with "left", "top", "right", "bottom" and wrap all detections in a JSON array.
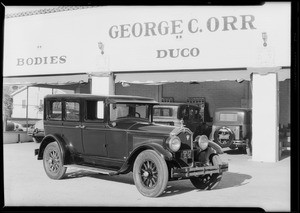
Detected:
[{"left": 114, "top": 119, "right": 176, "bottom": 135}]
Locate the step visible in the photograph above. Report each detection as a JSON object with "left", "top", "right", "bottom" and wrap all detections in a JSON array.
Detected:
[{"left": 66, "top": 164, "right": 118, "bottom": 176}]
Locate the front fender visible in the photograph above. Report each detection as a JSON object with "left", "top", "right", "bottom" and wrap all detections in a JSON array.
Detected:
[
  {"left": 118, "top": 143, "right": 173, "bottom": 174},
  {"left": 131, "top": 143, "right": 173, "bottom": 161},
  {"left": 208, "top": 140, "right": 223, "bottom": 154}
]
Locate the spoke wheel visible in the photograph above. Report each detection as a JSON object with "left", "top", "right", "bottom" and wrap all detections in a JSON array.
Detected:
[
  {"left": 43, "top": 142, "right": 66, "bottom": 180},
  {"left": 190, "top": 154, "right": 223, "bottom": 190},
  {"left": 133, "top": 150, "right": 168, "bottom": 197},
  {"left": 140, "top": 160, "right": 158, "bottom": 188}
]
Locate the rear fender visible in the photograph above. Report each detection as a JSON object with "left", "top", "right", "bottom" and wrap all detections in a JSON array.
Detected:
[{"left": 37, "top": 134, "right": 71, "bottom": 164}]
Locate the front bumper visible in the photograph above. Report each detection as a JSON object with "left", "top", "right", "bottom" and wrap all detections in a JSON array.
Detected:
[
  {"left": 171, "top": 162, "right": 228, "bottom": 178},
  {"left": 232, "top": 140, "right": 246, "bottom": 146}
]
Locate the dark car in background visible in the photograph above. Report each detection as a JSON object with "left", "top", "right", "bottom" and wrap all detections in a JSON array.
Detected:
[
  {"left": 211, "top": 107, "right": 252, "bottom": 154},
  {"left": 35, "top": 94, "right": 228, "bottom": 197},
  {"left": 28, "top": 120, "right": 44, "bottom": 143},
  {"left": 153, "top": 103, "right": 211, "bottom": 139}
]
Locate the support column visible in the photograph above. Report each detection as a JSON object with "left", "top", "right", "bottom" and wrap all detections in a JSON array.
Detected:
[
  {"left": 90, "top": 73, "right": 115, "bottom": 95},
  {"left": 252, "top": 73, "right": 279, "bottom": 162}
]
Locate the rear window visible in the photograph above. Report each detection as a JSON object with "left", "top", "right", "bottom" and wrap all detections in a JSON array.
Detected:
[
  {"left": 48, "top": 101, "right": 62, "bottom": 120},
  {"left": 154, "top": 108, "right": 173, "bottom": 117},
  {"left": 219, "top": 113, "right": 238, "bottom": 122}
]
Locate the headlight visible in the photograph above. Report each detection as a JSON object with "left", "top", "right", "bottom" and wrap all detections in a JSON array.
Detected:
[
  {"left": 197, "top": 135, "right": 209, "bottom": 150},
  {"left": 168, "top": 136, "right": 181, "bottom": 152}
]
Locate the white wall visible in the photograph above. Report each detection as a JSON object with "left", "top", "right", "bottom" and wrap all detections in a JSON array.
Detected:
[{"left": 252, "top": 73, "right": 278, "bottom": 162}]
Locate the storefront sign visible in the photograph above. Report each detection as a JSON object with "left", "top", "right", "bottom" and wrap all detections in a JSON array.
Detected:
[
  {"left": 108, "top": 15, "right": 256, "bottom": 59},
  {"left": 3, "top": 3, "right": 290, "bottom": 76},
  {"left": 108, "top": 15, "right": 256, "bottom": 39}
]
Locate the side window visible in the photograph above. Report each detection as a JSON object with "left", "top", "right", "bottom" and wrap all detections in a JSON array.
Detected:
[
  {"left": 48, "top": 101, "right": 62, "bottom": 120},
  {"left": 65, "top": 101, "right": 80, "bottom": 121},
  {"left": 153, "top": 108, "right": 160, "bottom": 116},
  {"left": 189, "top": 107, "right": 195, "bottom": 119},
  {"left": 181, "top": 107, "right": 189, "bottom": 120},
  {"left": 86, "top": 100, "right": 104, "bottom": 121},
  {"left": 162, "top": 108, "right": 172, "bottom": 116},
  {"left": 194, "top": 108, "right": 202, "bottom": 121}
]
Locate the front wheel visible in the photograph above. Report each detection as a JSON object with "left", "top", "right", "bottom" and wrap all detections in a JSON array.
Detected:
[
  {"left": 43, "top": 141, "right": 66, "bottom": 180},
  {"left": 190, "top": 154, "right": 223, "bottom": 190},
  {"left": 133, "top": 150, "right": 169, "bottom": 197}
]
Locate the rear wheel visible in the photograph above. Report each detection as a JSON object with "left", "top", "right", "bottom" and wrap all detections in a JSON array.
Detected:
[
  {"left": 238, "top": 146, "right": 246, "bottom": 152},
  {"left": 190, "top": 154, "right": 223, "bottom": 190},
  {"left": 133, "top": 150, "right": 168, "bottom": 197},
  {"left": 43, "top": 142, "right": 66, "bottom": 180}
]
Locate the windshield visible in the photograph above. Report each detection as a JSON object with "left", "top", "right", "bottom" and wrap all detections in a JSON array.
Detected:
[{"left": 110, "top": 103, "right": 151, "bottom": 121}]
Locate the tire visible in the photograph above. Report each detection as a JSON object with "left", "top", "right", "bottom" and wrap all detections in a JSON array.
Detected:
[
  {"left": 238, "top": 147, "right": 246, "bottom": 153},
  {"left": 133, "top": 150, "right": 169, "bottom": 197},
  {"left": 43, "top": 142, "right": 66, "bottom": 180},
  {"left": 190, "top": 154, "right": 223, "bottom": 190},
  {"left": 213, "top": 126, "right": 234, "bottom": 148}
]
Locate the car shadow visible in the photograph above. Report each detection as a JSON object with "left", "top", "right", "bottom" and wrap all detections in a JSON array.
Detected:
[
  {"left": 161, "top": 171, "right": 252, "bottom": 197},
  {"left": 64, "top": 169, "right": 251, "bottom": 197},
  {"left": 214, "top": 172, "right": 252, "bottom": 189}
]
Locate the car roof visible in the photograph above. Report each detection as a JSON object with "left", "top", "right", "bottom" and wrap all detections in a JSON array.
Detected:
[
  {"left": 215, "top": 107, "right": 252, "bottom": 112},
  {"left": 156, "top": 102, "right": 199, "bottom": 107},
  {"left": 44, "top": 94, "right": 158, "bottom": 104}
]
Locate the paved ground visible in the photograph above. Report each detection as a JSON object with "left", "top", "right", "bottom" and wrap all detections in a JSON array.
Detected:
[{"left": 3, "top": 142, "right": 290, "bottom": 211}]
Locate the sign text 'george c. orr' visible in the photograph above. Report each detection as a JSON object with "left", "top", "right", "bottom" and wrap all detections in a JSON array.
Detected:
[{"left": 108, "top": 15, "right": 257, "bottom": 59}]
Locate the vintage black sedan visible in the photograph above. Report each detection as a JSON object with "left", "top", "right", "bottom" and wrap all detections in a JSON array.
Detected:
[{"left": 35, "top": 94, "right": 228, "bottom": 197}]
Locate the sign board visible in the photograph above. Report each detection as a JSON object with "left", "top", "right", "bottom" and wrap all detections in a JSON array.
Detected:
[{"left": 4, "top": 3, "right": 291, "bottom": 76}]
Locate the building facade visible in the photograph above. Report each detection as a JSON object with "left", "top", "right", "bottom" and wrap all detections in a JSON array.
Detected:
[{"left": 3, "top": 4, "right": 291, "bottom": 162}]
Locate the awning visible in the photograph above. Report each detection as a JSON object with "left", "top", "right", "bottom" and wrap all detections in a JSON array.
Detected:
[
  {"left": 115, "top": 67, "right": 290, "bottom": 85},
  {"left": 3, "top": 73, "right": 90, "bottom": 86}
]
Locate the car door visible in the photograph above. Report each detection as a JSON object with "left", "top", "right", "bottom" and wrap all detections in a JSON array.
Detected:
[
  {"left": 44, "top": 99, "right": 63, "bottom": 138},
  {"left": 105, "top": 103, "right": 129, "bottom": 169},
  {"left": 61, "top": 100, "right": 84, "bottom": 154},
  {"left": 81, "top": 99, "right": 107, "bottom": 158}
]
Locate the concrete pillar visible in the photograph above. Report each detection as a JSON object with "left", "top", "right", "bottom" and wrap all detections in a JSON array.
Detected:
[
  {"left": 90, "top": 73, "right": 115, "bottom": 95},
  {"left": 252, "top": 73, "right": 279, "bottom": 162}
]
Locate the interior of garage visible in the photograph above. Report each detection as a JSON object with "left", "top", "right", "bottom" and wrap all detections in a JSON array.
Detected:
[
  {"left": 116, "top": 80, "right": 252, "bottom": 122},
  {"left": 115, "top": 75, "right": 290, "bottom": 127}
]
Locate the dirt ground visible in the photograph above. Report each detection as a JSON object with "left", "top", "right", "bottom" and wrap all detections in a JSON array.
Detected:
[{"left": 3, "top": 142, "right": 290, "bottom": 211}]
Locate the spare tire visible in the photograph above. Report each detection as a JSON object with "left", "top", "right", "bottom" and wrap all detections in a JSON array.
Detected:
[{"left": 213, "top": 126, "right": 234, "bottom": 148}]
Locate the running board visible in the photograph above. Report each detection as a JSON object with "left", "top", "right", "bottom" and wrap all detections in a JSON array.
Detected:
[{"left": 66, "top": 164, "right": 119, "bottom": 176}]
